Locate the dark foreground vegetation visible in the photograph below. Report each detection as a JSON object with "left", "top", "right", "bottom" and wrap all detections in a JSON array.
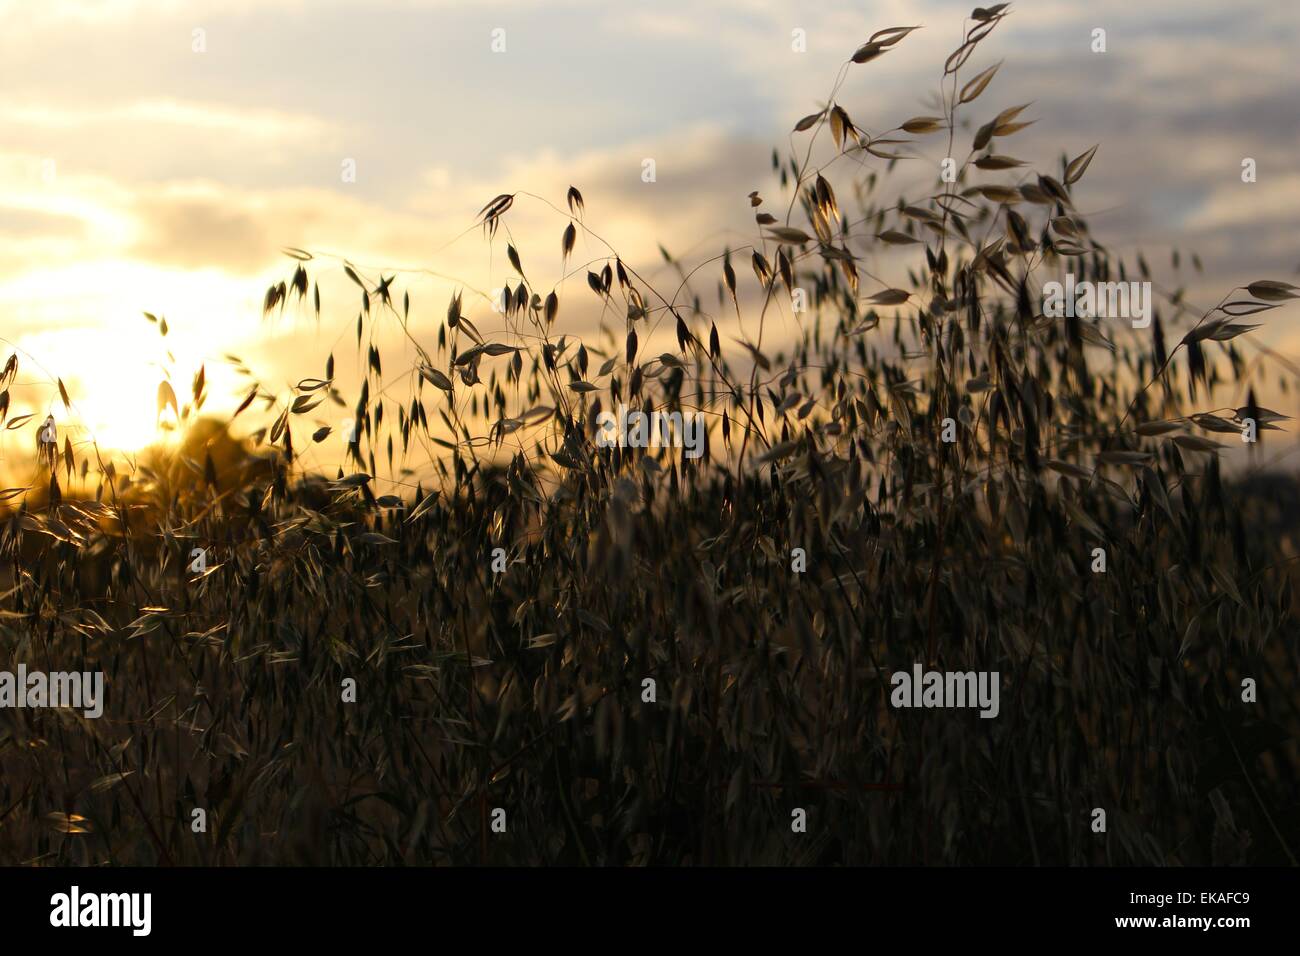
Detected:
[{"left": 1, "top": 6, "right": 1297, "bottom": 864}]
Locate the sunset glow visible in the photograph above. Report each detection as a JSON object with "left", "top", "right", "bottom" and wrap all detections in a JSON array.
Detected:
[{"left": 0, "top": 0, "right": 1295, "bottom": 464}]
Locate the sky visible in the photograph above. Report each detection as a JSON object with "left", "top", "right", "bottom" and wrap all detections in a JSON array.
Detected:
[{"left": 0, "top": 0, "right": 1297, "bottom": 473}]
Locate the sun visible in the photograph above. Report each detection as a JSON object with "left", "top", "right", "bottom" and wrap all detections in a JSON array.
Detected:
[
  {"left": 10, "top": 324, "right": 186, "bottom": 457},
  {"left": 73, "top": 360, "right": 177, "bottom": 454},
  {"left": 0, "top": 253, "right": 270, "bottom": 461}
]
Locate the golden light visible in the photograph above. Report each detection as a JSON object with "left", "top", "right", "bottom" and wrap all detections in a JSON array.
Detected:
[
  {"left": 0, "top": 259, "right": 268, "bottom": 461},
  {"left": 9, "top": 326, "right": 175, "bottom": 457}
]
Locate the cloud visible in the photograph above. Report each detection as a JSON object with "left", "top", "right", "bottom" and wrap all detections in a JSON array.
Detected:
[
  {"left": 128, "top": 188, "right": 275, "bottom": 272},
  {"left": 0, "top": 207, "right": 84, "bottom": 240},
  {"left": 0, "top": 99, "right": 335, "bottom": 141},
  {"left": 1185, "top": 175, "right": 1300, "bottom": 234}
]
